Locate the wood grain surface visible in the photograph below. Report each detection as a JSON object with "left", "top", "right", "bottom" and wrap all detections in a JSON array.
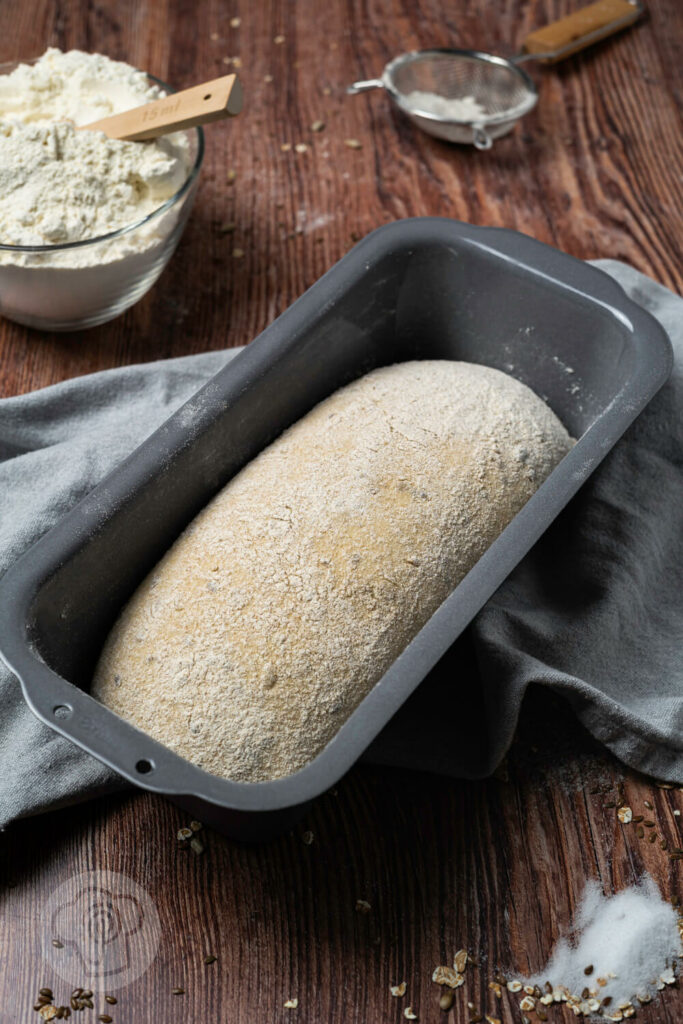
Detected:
[{"left": 0, "top": 1, "right": 682, "bottom": 1022}]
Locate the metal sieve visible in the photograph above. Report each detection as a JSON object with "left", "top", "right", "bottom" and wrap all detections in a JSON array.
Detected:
[{"left": 348, "top": 0, "right": 643, "bottom": 150}]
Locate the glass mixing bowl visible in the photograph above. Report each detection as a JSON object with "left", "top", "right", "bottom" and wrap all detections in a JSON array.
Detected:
[{"left": 0, "top": 65, "right": 204, "bottom": 331}]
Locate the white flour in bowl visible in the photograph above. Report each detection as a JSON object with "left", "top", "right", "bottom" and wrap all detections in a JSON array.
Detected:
[
  {"left": 0, "top": 49, "right": 198, "bottom": 328},
  {"left": 0, "top": 48, "right": 191, "bottom": 266}
]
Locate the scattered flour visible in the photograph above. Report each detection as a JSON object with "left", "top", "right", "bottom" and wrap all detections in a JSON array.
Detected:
[
  {"left": 527, "top": 875, "right": 681, "bottom": 1017},
  {"left": 0, "top": 49, "right": 191, "bottom": 266},
  {"left": 403, "top": 90, "right": 488, "bottom": 122}
]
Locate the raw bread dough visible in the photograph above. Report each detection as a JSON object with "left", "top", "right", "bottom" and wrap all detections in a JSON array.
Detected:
[{"left": 92, "top": 360, "right": 573, "bottom": 782}]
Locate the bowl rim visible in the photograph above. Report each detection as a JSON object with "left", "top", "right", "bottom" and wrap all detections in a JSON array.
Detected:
[{"left": 0, "top": 58, "right": 204, "bottom": 254}]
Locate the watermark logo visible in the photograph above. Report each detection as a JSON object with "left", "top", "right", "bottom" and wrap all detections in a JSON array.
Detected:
[{"left": 42, "top": 871, "right": 161, "bottom": 991}]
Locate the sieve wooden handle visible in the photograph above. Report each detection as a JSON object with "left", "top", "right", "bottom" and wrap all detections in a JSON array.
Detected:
[
  {"left": 79, "top": 73, "right": 243, "bottom": 141},
  {"left": 521, "top": 0, "right": 644, "bottom": 63}
]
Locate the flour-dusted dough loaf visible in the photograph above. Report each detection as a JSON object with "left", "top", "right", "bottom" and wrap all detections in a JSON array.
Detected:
[{"left": 92, "top": 360, "right": 573, "bottom": 782}]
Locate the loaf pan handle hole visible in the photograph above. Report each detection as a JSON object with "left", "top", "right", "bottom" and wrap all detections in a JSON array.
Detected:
[
  {"left": 135, "top": 758, "right": 155, "bottom": 774},
  {"left": 53, "top": 704, "right": 72, "bottom": 719}
]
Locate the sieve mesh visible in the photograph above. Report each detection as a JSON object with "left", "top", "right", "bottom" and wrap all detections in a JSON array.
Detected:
[{"left": 387, "top": 51, "right": 535, "bottom": 123}]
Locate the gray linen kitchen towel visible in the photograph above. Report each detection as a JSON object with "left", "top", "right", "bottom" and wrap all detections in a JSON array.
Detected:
[{"left": 0, "top": 261, "right": 680, "bottom": 827}]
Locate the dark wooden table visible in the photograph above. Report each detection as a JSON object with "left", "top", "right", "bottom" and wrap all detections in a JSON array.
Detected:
[{"left": 1, "top": 2, "right": 681, "bottom": 1022}]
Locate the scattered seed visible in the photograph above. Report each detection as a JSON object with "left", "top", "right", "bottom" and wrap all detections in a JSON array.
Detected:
[
  {"left": 507, "top": 980, "right": 522, "bottom": 992},
  {"left": 439, "top": 989, "right": 455, "bottom": 1011},
  {"left": 51, "top": 940, "right": 63, "bottom": 948},
  {"left": 670, "top": 852, "right": 683, "bottom": 860},
  {"left": 294, "top": 143, "right": 309, "bottom": 153},
  {"left": 581, "top": 987, "right": 589, "bottom": 999},
  {"left": 177, "top": 827, "right": 192, "bottom": 841},
  {"left": 649, "top": 832, "right": 657, "bottom": 843},
  {"left": 485, "top": 1017, "right": 501, "bottom": 1024},
  {"left": 536, "top": 1010, "right": 548, "bottom": 1022},
  {"left": 672, "top": 895, "right": 680, "bottom": 906},
  {"left": 344, "top": 138, "right": 362, "bottom": 149},
  {"left": 284, "top": 997, "right": 298, "bottom": 1009},
  {"left": 39, "top": 1008, "right": 57, "bottom": 1021},
  {"left": 210, "top": 31, "right": 219, "bottom": 40},
  {"left": 584, "top": 965, "right": 594, "bottom": 976},
  {"left": 469, "top": 1016, "right": 483, "bottom": 1024},
  {"left": 232, "top": 247, "right": 244, "bottom": 259},
  {"left": 603, "top": 996, "right": 613, "bottom": 1006},
  {"left": 432, "top": 966, "right": 463, "bottom": 988},
  {"left": 301, "top": 831, "right": 314, "bottom": 845},
  {"left": 523, "top": 986, "right": 535, "bottom": 995},
  {"left": 274, "top": 34, "right": 285, "bottom": 44},
  {"left": 69, "top": 999, "right": 78, "bottom": 1011},
  {"left": 98, "top": 1016, "right": 113, "bottom": 1023},
  {"left": 39, "top": 990, "right": 53, "bottom": 999},
  {"left": 675, "top": 809, "right": 681, "bottom": 817},
  {"left": 488, "top": 981, "right": 502, "bottom": 998},
  {"left": 631, "top": 814, "right": 644, "bottom": 823},
  {"left": 404, "top": 1008, "right": 417, "bottom": 1020},
  {"left": 82, "top": 999, "right": 94, "bottom": 1009},
  {"left": 227, "top": 169, "right": 237, "bottom": 183},
  {"left": 617, "top": 806, "right": 632, "bottom": 824},
  {"left": 643, "top": 819, "right": 655, "bottom": 827},
  {"left": 672, "top": 847, "right": 683, "bottom": 855},
  {"left": 657, "top": 781, "right": 675, "bottom": 788},
  {"left": 539, "top": 994, "right": 553, "bottom": 1005},
  {"left": 604, "top": 801, "right": 616, "bottom": 808},
  {"left": 390, "top": 982, "right": 407, "bottom": 997},
  {"left": 264, "top": 74, "right": 274, "bottom": 83},
  {"left": 644, "top": 800, "right": 653, "bottom": 809},
  {"left": 189, "top": 820, "right": 203, "bottom": 832},
  {"left": 454, "top": 949, "right": 468, "bottom": 973},
  {"left": 280, "top": 143, "right": 292, "bottom": 152},
  {"left": 171, "top": 987, "right": 184, "bottom": 995},
  {"left": 104, "top": 996, "right": 116, "bottom": 1005},
  {"left": 190, "top": 836, "right": 204, "bottom": 854},
  {"left": 310, "top": 120, "right": 325, "bottom": 133},
  {"left": 355, "top": 899, "right": 371, "bottom": 913},
  {"left": 636, "top": 825, "right": 645, "bottom": 838},
  {"left": 230, "top": 16, "right": 241, "bottom": 27},
  {"left": 520, "top": 996, "right": 536, "bottom": 1012}
]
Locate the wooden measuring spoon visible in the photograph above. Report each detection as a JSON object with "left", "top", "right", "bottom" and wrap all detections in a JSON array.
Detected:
[{"left": 79, "top": 73, "right": 243, "bottom": 141}]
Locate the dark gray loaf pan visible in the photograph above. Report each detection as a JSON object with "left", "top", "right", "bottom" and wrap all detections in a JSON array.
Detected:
[{"left": 0, "top": 218, "right": 672, "bottom": 840}]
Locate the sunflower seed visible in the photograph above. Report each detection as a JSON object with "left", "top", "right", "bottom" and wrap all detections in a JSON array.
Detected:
[{"left": 439, "top": 990, "right": 455, "bottom": 1011}]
